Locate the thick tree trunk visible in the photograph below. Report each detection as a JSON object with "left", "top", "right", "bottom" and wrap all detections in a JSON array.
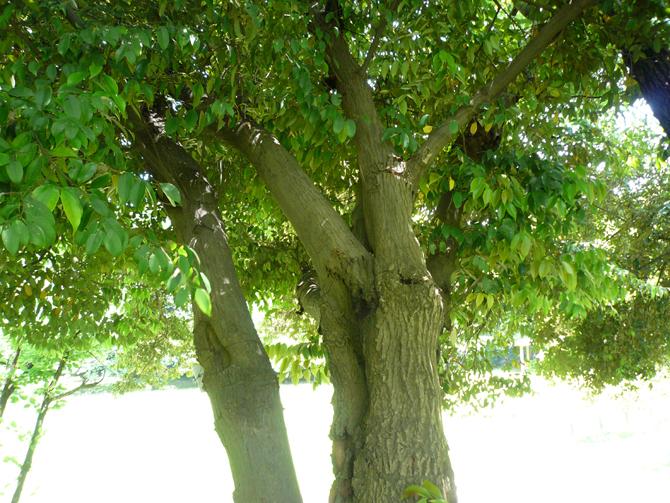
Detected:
[
  {"left": 133, "top": 125, "right": 302, "bottom": 503},
  {"left": 353, "top": 279, "right": 455, "bottom": 503}
]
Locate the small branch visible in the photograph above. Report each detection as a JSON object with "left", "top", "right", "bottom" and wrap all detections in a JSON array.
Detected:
[
  {"left": 359, "top": 0, "right": 402, "bottom": 76},
  {"left": 61, "top": 1, "right": 87, "bottom": 29},
  {"left": 492, "top": 0, "right": 526, "bottom": 36},
  {"left": 53, "top": 378, "right": 103, "bottom": 402}
]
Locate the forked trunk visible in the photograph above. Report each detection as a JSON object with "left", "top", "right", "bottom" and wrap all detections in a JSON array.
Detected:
[{"left": 326, "top": 278, "right": 456, "bottom": 503}]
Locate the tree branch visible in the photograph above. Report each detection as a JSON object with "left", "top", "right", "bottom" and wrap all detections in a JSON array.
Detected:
[
  {"left": 53, "top": 378, "right": 103, "bottom": 402},
  {"left": 359, "top": 0, "right": 402, "bottom": 76},
  {"left": 407, "top": 0, "right": 598, "bottom": 189},
  {"left": 59, "top": 1, "right": 87, "bottom": 29},
  {"left": 215, "top": 119, "right": 373, "bottom": 297}
]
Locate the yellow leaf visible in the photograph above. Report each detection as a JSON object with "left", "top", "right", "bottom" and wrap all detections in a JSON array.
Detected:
[
  {"left": 553, "top": 114, "right": 559, "bottom": 124},
  {"left": 39, "top": 290, "right": 47, "bottom": 300},
  {"left": 54, "top": 307, "right": 62, "bottom": 317},
  {"left": 470, "top": 122, "right": 478, "bottom": 135},
  {"left": 112, "top": 174, "right": 120, "bottom": 190},
  {"left": 24, "top": 284, "right": 33, "bottom": 296},
  {"left": 485, "top": 122, "right": 493, "bottom": 132},
  {"left": 423, "top": 125, "right": 433, "bottom": 133},
  {"left": 449, "top": 177, "right": 455, "bottom": 191}
]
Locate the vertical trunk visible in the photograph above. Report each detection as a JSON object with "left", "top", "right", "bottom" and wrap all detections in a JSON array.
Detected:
[
  {"left": 1, "top": 345, "right": 21, "bottom": 417},
  {"left": 353, "top": 280, "right": 456, "bottom": 503},
  {"left": 134, "top": 128, "right": 302, "bottom": 503},
  {"left": 321, "top": 173, "right": 457, "bottom": 503}
]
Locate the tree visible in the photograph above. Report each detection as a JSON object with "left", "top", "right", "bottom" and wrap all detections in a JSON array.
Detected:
[
  {"left": 1, "top": 346, "right": 102, "bottom": 503},
  {"left": 537, "top": 112, "right": 670, "bottom": 391},
  {"left": 0, "top": 240, "right": 193, "bottom": 502},
  {"left": 2, "top": 1, "right": 669, "bottom": 502}
]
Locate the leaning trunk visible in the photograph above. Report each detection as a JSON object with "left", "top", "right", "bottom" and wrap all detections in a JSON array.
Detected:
[
  {"left": 133, "top": 127, "right": 302, "bottom": 503},
  {"left": 1, "top": 345, "right": 21, "bottom": 418},
  {"left": 11, "top": 396, "right": 50, "bottom": 503}
]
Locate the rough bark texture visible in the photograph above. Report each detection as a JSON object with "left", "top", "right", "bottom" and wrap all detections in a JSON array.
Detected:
[{"left": 133, "top": 119, "right": 302, "bottom": 503}]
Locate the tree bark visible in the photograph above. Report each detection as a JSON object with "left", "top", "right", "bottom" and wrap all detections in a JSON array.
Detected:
[
  {"left": 132, "top": 120, "right": 302, "bottom": 503},
  {"left": 626, "top": 45, "right": 670, "bottom": 138},
  {"left": 1, "top": 345, "right": 21, "bottom": 418}
]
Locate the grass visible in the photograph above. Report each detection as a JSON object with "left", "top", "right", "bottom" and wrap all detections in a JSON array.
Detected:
[{"left": 1, "top": 376, "right": 669, "bottom": 502}]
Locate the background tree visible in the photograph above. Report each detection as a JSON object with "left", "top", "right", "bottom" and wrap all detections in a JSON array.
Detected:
[{"left": 2, "top": 1, "right": 669, "bottom": 502}]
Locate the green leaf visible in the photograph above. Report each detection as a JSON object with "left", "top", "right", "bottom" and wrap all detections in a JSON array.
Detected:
[
  {"left": 35, "top": 87, "right": 53, "bottom": 110},
  {"left": 178, "top": 255, "right": 191, "bottom": 275},
  {"left": 154, "top": 247, "right": 169, "bottom": 270},
  {"left": 401, "top": 485, "right": 431, "bottom": 499},
  {"left": 89, "top": 64, "right": 103, "bottom": 78},
  {"left": 449, "top": 120, "right": 459, "bottom": 135},
  {"left": 67, "top": 71, "right": 89, "bottom": 86},
  {"left": 77, "top": 163, "right": 98, "bottom": 184},
  {"left": 166, "top": 272, "right": 182, "bottom": 292},
  {"left": 175, "top": 286, "right": 190, "bottom": 307},
  {"left": 6, "top": 160, "right": 23, "bottom": 185},
  {"left": 129, "top": 180, "right": 145, "bottom": 207},
  {"left": 85, "top": 232, "right": 104, "bottom": 256},
  {"left": 117, "top": 173, "right": 134, "bottom": 204},
  {"left": 194, "top": 288, "right": 212, "bottom": 316},
  {"left": 100, "top": 74, "right": 118, "bottom": 95},
  {"left": 50, "top": 145, "right": 78, "bottom": 158},
  {"left": 2, "top": 223, "right": 19, "bottom": 255},
  {"left": 333, "top": 114, "right": 344, "bottom": 134},
  {"left": 101, "top": 218, "right": 127, "bottom": 257},
  {"left": 160, "top": 182, "right": 181, "bottom": 206},
  {"left": 64, "top": 95, "right": 82, "bottom": 120},
  {"left": 165, "top": 117, "right": 179, "bottom": 135},
  {"left": 88, "top": 195, "right": 113, "bottom": 217},
  {"left": 422, "top": 480, "right": 443, "bottom": 499},
  {"left": 345, "top": 119, "right": 356, "bottom": 138},
  {"left": 33, "top": 185, "right": 60, "bottom": 211},
  {"left": 60, "top": 188, "right": 83, "bottom": 231},
  {"left": 184, "top": 109, "right": 198, "bottom": 129}
]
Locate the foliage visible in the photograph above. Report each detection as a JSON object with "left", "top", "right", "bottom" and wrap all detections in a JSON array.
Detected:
[{"left": 1, "top": 0, "right": 670, "bottom": 498}]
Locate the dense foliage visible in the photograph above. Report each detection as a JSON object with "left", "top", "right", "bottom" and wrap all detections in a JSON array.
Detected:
[{"left": 1, "top": 0, "right": 670, "bottom": 501}]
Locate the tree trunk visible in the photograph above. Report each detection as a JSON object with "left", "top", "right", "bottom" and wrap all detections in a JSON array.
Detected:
[
  {"left": 1, "top": 345, "right": 21, "bottom": 418},
  {"left": 11, "top": 397, "right": 49, "bottom": 503},
  {"left": 353, "top": 279, "right": 455, "bottom": 503},
  {"left": 132, "top": 123, "right": 302, "bottom": 503},
  {"left": 11, "top": 395, "right": 49, "bottom": 503},
  {"left": 626, "top": 46, "right": 670, "bottom": 138},
  {"left": 11, "top": 353, "right": 67, "bottom": 503}
]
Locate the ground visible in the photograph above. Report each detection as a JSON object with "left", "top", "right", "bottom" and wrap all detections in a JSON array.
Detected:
[{"left": 1, "top": 377, "right": 669, "bottom": 502}]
